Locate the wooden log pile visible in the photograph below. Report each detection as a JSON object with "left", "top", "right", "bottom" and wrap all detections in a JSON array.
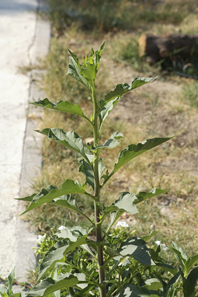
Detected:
[{"left": 138, "top": 33, "right": 198, "bottom": 65}]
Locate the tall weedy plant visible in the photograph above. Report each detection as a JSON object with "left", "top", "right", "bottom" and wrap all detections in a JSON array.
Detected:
[{"left": 17, "top": 43, "right": 175, "bottom": 296}]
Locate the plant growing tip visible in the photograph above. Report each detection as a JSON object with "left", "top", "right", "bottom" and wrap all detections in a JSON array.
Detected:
[{"left": 67, "top": 42, "right": 105, "bottom": 92}]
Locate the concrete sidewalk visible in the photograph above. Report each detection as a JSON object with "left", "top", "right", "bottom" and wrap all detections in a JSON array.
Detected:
[{"left": 0, "top": 0, "right": 50, "bottom": 280}]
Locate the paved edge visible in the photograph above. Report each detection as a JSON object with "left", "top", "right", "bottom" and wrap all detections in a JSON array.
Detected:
[{"left": 15, "top": 1, "right": 51, "bottom": 282}]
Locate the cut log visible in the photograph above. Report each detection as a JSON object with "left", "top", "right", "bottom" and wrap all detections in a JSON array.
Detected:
[{"left": 138, "top": 34, "right": 198, "bottom": 65}]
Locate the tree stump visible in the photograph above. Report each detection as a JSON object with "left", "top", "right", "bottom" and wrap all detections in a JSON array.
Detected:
[{"left": 138, "top": 34, "right": 198, "bottom": 65}]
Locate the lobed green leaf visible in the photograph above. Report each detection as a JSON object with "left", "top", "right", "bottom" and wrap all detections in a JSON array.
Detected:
[
  {"left": 16, "top": 193, "right": 35, "bottom": 202},
  {"left": 56, "top": 225, "right": 88, "bottom": 241},
  {"left": 37, "top": 128, "right": 90, "bottom": 162},
  {"left": 93, "top": 42, "right": 105, "bottom": 72},
  {"left": 184, "top": 254, "right": 198, "bottom": 277},
  {"left": 56, "top": 226, "right": 96, "bottom": 258},
  {"left": 16, "top": 179, "right": 94, "bottom": 215},
  {"left": 38, "top": 241, "right": 68, "bottom": 280},
  {"left": 104, "top": 192, "right": 138, "bottom": 231},
  {"left": 67, "top": 43, "right": 105, "bottom": 92},
  {"left": 108, "top": 211, "right": 126, "bottom": 232},
  {"left": 39, "top": 230, "right": 88, "bottom": 279},
  {"left": 52, "top": 195, "right": 94, "bottom": 225},
  {"left": 115, "top": 283, "right": 154, "bottom": 297},
  {"left": 68, "top": 49, "right": 81, "bottom": 67},
  {"left": 99, "top": 98, "right": 120, "bottom": 130},
  {"left": 31, "top": 99, "right": 91, "bottom": 123},
  {"left": 135, "top": 188, "right": 166, "bottom": 204},
  {"left": 96, "top": 132, "right": 124, "bottom": 150},
  {"left": 98, "top": 158, "right": 106, "bottom": 182},
  {"left": 148, "top": 248, "right": 176, "bottom": 275},
  {"left": 81, "top": 63, "right": 96, "bottom": 88},
  {"left": 85, "top": 154, "right": 106, "bottom": 183},
  {"left": 71, "top": 284, "right": 95, "bottom": 296},
  {"left": 141, "top": 231, "right": 158, "bottom": 242},
  {"left": 26, "top": 274, "right": 84, "bottom": 297},
  {"left": 99, "top": 77, "right": 157, "bottom": 113},
  {"left": 144, "top": 278, "right": 163, "bottom": 291},
  {"left": 113, "top": 192, "right": 138, "bottom": 214},
  {"left": 119, "top": 237, "right": 155, "bottom": 266},
  {"left": 162, "top": 272, "right": 180, "bottom": 297},
  {"left": 187, "top": 267, "right": 198, "bottom": 297},
  {"left": 104, "top": 137, "right": 172, "bottom": 184},
  {"left": 79, "top": 159, "right": 94, "bottom": 190},
  {"left": 105, "top": 246, "right": 119, "bottom": 258},
  {"left": 7, "top": 267, "right": 16, "bottom": 294},
  {"left": 171, "top": 242, "right": 188, "bottom": 269},
  {"left": 67, "top": 52, "right": 91, "bottom": 91}
]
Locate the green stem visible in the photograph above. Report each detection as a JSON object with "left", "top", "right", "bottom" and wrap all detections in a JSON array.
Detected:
[{"left": 92, "top": 87, "right": 106, "bottom": 297}]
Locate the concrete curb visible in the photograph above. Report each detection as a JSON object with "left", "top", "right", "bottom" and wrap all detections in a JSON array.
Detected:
[{"left": 15, "top": 4, "right": 51, "bottom": 281}]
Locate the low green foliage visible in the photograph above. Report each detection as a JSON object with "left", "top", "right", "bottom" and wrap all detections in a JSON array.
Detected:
[
  {"left": 14, "top": 43, "right": 198, "bottom": 297},
  {"left": 0, "top": 269, "right": 21, "bottom": 297}
]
